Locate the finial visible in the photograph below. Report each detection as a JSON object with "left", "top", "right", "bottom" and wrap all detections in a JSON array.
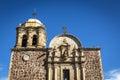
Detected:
[
  {"left": 32, "top": 9, "right": 37, "bottom": 18},
  {"left": 62, "top": 26, "right": 67, "bottom": 34}
]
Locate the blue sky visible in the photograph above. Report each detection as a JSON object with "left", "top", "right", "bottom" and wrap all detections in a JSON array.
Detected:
[{"left": 0, "top": 0, "right": 120, "bottom": 80}]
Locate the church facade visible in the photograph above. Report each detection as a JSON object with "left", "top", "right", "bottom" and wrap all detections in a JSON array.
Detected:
[{"left": 8, "top": 17, "right": 104, "bottom": 80}]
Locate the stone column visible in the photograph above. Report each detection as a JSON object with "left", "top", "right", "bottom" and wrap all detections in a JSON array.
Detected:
[
  {"left": 75, "top": 64, "right": 80, "bottom": 80},
  {"left": 48, "top": 64, "right": 53, "bottom": 80},
  {"left": 37, "top": 28, "right": 45, "bottom": 48},
  {"left": 57, "top": 65, "right": 60, "bottom": 80},
  {"left": 81, "top": 63, "right": 85, "bottom": 80},
  {"left": 54, "top": 64, "right": 58, "bottom": 80},
  {"left": 37, "top": 30, "right": 41, "bottom": 48},
  {"left": 80, "top": 50, "right": 86, "bottom": 80},
  {"left": 16, "top": 33, "right": 22, "bottom": 47},
  {"left": 27, "top": 28, "right": 32, "bottom": 47}
]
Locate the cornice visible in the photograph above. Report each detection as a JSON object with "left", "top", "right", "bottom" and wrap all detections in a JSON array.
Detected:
[
  {"left": 11, "top": 47, "right": 48, "bottom": 51},
  {"left": 79, "top": 47, "right": 101, "bottom": 51}
]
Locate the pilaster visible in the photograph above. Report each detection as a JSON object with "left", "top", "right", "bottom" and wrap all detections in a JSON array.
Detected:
[
  {"left": 81, "top": 63, "right": 85, "bottom": 80},
  {"left": 54, "top": 64, "right": 58, "bottom": 80},
  {"left": 48, "top": 64, "right": 53, "bottom": 80},
  {"left": 27, "top": 28, "right": 32, "bottom": 47},
  {"left": 75, "top": 63, "right": 80, "bottom": 80}
]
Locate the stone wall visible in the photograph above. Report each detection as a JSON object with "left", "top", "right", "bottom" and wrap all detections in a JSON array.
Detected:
[
  {"left": 8, "top": 48, "right": 104, "bottom": 80},
  {"left": 83, "top": 49, "right": 104, "bottom": 80},
  {"left": 9, "top": 49, "right": 46, "bottom": 80}
]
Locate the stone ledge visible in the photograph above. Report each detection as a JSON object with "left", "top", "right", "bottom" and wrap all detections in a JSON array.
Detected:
[
  {"left": 79, "top": 47, "right": 101, "bottom": 50},
  {"left": 11, "top": 48, "right": 48, "bottom": 51}
]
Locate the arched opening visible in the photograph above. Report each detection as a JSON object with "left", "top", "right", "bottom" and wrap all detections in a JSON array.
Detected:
[
  {"left": 22, "top": 35, "right": 27, "bottom": 47},
  {"left": 32, "top": 35, "right": 37, "bottom": 46}
]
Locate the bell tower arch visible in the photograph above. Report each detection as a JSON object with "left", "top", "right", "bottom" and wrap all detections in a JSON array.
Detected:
[{"left": 15, "top": 18, "right": 46, "bottom": 48}]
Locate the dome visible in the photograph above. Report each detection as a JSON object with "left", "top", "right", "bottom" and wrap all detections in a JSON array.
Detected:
[
  {"left": 19, "top": 18, "right": 45, "bottom": 28},
  {"left": 27, "top": 18, "right": 43, "bottom": 24},
  {"left": 49, "top": 34, "right": 82, "bottom": 49}
]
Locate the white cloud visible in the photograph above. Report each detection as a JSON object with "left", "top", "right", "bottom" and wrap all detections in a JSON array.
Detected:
[
  {"left": 105, "top": 69, "right": 120, "bottom": 80},
  {"left": 0, "top": 77, "right": 8, "bottom": 80}
]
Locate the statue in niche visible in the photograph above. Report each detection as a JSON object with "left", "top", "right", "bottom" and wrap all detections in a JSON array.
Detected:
[
  {"left": 62, "top": 49, "right": 68, "bottom": 57},
  {"left": 48, "top": 47, "right": 56, "bottom": 57},
  {"left": 70, "top": 47, "right": 80, "bottom": 61},
  {"left": 71, "top": 46, "right": 80, "bottom": 57},
  {"left": 71, "top": 48, "right": 76, "bottom": 57},
  {"left": 51, "top": 47, "right": 56, "bottom": 57},
  {"left": 48, "top": 47, "right": 56, "bottom": 62},
  {"left": 58, "top": 39, "right": 71, "bottom": 60}
]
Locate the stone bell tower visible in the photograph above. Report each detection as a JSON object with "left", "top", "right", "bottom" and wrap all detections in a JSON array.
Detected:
[
  {"left": 15, "top": 18, "right": 46, "bottom": 48},
  {"left": 8, "top": 17, "right": 47, "bottom": 80}
]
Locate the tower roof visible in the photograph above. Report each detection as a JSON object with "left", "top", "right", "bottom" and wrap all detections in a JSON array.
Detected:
[
  {"left": 19, "top": 18, "right": 45, "bottom": 28},
  {"left": 27, "top": 18, "right": 43, "bottom": 24}
]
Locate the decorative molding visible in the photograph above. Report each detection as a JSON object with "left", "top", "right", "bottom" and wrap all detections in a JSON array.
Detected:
[{"left": 11, "top": 48, "right": 48, "bottom": 51}]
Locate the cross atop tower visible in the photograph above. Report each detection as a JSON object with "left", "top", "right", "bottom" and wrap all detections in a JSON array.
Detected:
[
  {"left": 32, "top": 9, "right": 37, "bottom": 18},
  {"left": 63, "top": 26, "right": 67, "bottom": 34}
]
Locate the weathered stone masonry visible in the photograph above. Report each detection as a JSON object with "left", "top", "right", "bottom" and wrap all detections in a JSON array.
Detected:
[{"left": 9, "top": 48, "right": 47, "bottom": 80}]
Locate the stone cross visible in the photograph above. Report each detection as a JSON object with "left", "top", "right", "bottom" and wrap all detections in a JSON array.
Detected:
[
  {"left": 63, "top": 26, "right": 67, "bottom": 34},
  {"left": 32, "top": 9, "right": 37, "bottom": 18}
]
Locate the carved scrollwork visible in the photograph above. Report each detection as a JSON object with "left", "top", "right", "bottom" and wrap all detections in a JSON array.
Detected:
[
  {"left": 48, "top": 39, "right": 81, "bottom": 62},
  {"left": 48, "top": 47, "right": 56, "bottom": 57}
]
